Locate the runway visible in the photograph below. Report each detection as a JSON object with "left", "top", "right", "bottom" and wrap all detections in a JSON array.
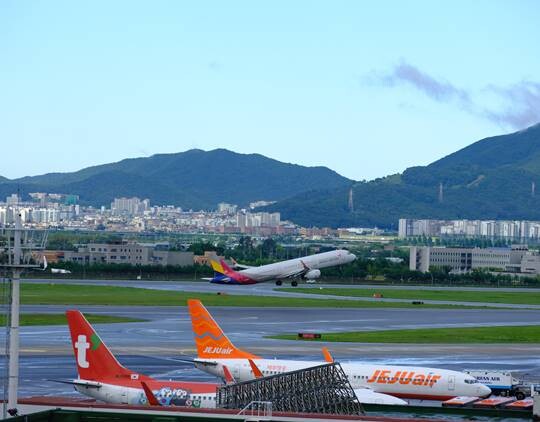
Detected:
[
  {"left": 4, "top": 305, "right": 540, "bottom": 354},
  {"left": 20, "top": 278, "right": 540, "bottom": 309},
  {"left": 3, "top": 279, "right": 540, "bottom": 398}
]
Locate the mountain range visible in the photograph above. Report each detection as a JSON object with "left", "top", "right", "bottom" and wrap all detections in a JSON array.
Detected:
[
  {"left": 265, "top": 123, "right": 540, "bottom": 228},
  {"left": 0, "top": 149, "right": 350, "bottom": 210},
  {"left": 2, "top": 123, "right": 540, "bottom": 228}
]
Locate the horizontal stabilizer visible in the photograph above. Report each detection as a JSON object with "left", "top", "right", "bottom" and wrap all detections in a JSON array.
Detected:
[{"left": 49, "top": 379, "right": 102, "bottom": 389}]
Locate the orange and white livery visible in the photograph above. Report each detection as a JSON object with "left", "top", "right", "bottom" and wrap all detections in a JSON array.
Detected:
[{"left": 187, "top": 300, "right": 491, "bottom": 402}]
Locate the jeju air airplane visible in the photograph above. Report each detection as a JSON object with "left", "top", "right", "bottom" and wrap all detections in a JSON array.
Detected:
[
  {"left": 206, "top": 249, "right": 356, "bottom": 286},
  {"left": 63, "top": 310, "right": 219, "bottom": 408},
  {"left": 187, "top": 300, "right": 491, "bottom": 401}
]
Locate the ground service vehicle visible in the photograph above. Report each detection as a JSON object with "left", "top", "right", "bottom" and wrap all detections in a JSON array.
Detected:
[{"left": 464, "top": 370, "right": 529, "bottom": 400}]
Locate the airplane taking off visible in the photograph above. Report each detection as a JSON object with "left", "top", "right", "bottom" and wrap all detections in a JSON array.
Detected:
[
  {"left": 64, "top": 310, "right": 219, "bottom": 408},
  {"left": 207, "top": 249, "right": 356, "bottom": 286},
  {"left": 187, "top": 300, "right": 491, "bottom": 401}
]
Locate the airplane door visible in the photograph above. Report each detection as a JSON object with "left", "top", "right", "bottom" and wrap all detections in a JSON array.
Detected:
[{"left": 448, "top": 375, "right": 455, "bottom": 391}]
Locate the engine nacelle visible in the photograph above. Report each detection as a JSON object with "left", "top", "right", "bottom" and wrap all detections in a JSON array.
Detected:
[{"left": 303, "top": 269, "right": 321, "bottom": 280}]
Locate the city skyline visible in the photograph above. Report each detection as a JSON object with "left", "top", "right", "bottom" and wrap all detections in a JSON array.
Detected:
[{"left": 1, "top": 1, "right": 539, "bottom": 181}]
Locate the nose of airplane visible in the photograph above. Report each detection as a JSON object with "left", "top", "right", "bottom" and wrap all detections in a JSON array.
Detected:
[
  {"left": 477, "top": 384, "right": 491, "bottom": 397},
  {"left": 350, "top": 253, "right": 357, "bottom": 262}
]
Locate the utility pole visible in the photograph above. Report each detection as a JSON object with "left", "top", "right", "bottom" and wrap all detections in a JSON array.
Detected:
[
  {"left": 7, "top": 212, "right": 22, "bottom": 415},
  {"left": 1, "top": 211, "right": 47, "bottom": 418}
]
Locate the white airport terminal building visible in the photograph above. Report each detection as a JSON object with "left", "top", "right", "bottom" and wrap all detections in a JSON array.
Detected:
[{"left": 409, "top": 245, "right": 540, "bottom": 274}]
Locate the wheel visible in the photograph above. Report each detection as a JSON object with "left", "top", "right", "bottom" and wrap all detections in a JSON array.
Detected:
[
  {"left": 516, "top": 392, "right": 526, "bottom": 401},
  {"left": 275, "top": 280, "right": 282, "bottom": 286},
  {"left": 291, "top": 281, "right": 298, "bottom": 287}
]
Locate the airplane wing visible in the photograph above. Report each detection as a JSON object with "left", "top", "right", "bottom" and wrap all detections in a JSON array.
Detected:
[
  {"left": 193, "top": 358, "right": 219, "bottom": 367},
  {"left": 353, "top": 388, "right": 407, "bottom": 405},
  {"left": 277, "top": 260, "right": 311, "bottom": 279},
  {"left": 230, "top": 258, "right": 254, "bottom": 270},
  {"left": 139, "top": 355, "right": 218, "bottom": 366}
]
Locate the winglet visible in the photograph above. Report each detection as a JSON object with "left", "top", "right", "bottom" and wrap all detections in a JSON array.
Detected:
[
  {"left": 222, "top": 365, "right": 236, "bottom": 385},
  {"left": 322, "top": 347, "right": 334, "bottom": 363},
  {"left": 248, "top": 359, "right": 264, "bottom": 378},
  {"left": 141, "top": 381, "right": 161, "bottom": 406}
]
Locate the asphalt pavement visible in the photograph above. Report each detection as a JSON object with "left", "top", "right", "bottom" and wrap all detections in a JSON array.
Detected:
[{"left": 2, "top": 278, "right": 540, "bottom": 397}]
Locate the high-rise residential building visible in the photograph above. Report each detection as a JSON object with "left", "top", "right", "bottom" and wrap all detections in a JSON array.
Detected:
[
  {"left": 6, "top": 194, "right": 20, "bottom": 205},
  {"left": 111, "top": 197, "right": 150, "bottom": 216},
  {"left": 399, "top": 218, "right": 540, "bottom": 240},
  {"left": 217, "top": 203, "right": 237, "bottom": 214}
]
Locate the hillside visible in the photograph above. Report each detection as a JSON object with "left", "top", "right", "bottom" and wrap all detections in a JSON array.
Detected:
[
  {"left": 266, "top": 123, "right": 540, "bottom": 228},
  {"left": 0, "top": 149, "right": 351, "bottom": 209}
]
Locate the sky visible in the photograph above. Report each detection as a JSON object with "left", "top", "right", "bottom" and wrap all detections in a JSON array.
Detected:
[{"left": 1, "top": 0, "right": 539, "bottom": 181}]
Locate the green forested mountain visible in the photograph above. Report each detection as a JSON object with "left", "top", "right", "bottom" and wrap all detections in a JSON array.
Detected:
[
  {"left": 0, "top": 149, "right": 350, "bottom": 209},
  {"left": 266, "top": 123, "right": 540, "bottom": 228},
  {"left": 3, "top": 124, "right": 540, "bottom": 228}
]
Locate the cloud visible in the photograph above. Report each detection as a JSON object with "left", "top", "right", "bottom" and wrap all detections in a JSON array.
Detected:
[
  {"left": 371, "top": 61, "right": 540, "bottom": 130},
  {"left": 483, "top": 81, "right": 540, "bottom": 129},
  {"left": 382, "top": 62, "right": 471, "bottom": 107}
]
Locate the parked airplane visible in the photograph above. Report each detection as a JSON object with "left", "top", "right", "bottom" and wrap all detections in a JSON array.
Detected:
[
  {"left": 187, "top": 300, "right": 491, "bottom": 401},
  {"left": 64, "top": 310, "right": 219, "bottom": 408},
  {"left": 51, "top": 268, "right": 72, "bottom": 274},
  {"left": 207, "top": 249, "right": 356, "bottom": 286},
  {"left": 65, "top": 310, "right": 402, "bottom": 407}
]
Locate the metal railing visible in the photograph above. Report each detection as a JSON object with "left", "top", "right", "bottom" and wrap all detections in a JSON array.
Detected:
[{"left": 237, "top": 401, "right": 273, "bottom": 419}]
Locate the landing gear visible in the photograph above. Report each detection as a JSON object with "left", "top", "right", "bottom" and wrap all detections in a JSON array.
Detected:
[
  {"left": 275, "top": 280, "right": 282, "bottom": 286},
  {"left": 291, "top": 281, "right": 298, "bottom": 287}
]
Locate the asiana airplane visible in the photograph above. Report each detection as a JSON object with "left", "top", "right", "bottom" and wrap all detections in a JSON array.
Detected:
[
  {"left": 206, "top": 249, "right": 356, "bottom": 286},
  {"left": 187, "top": 300, "right": 491, "bottom": 401}
]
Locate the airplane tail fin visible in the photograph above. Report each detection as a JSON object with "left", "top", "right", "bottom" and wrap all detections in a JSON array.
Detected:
[
  {"left": 188, "top": 299, "right": 260, "bottom": 360},
  {"left": 210, "top": 259, "right": 227, "bottom": 275},
  {"left": 219, "top": 259, "right": 234, "bottom": 273},
  {"left": 66, "top": 310, "right": 136, "bottom": 381}
]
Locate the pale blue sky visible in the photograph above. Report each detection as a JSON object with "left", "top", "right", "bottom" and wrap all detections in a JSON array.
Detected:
[{"left": 1, "top": 1, "right": 539, "bottom": 180}]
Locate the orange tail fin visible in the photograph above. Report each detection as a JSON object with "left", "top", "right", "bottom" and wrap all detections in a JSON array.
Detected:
[
  {"left": 66, "top": 310, "right": 136, "bottom": 381},
  {"left": 188, "top": 299, "right": 260, "bottom": 359}
]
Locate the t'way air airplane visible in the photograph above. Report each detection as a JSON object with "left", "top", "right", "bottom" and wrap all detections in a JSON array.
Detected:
[
  {"left": 207, "top": 249, "right": 356, "bottom": 286},
  {"left": 64, "top": 310, "right": 219, "bottom": 408},
  {"left": 187, "top": 300, "right": 491, "bottom": 401}
]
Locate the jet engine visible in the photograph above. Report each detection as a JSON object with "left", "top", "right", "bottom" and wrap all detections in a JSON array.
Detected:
[{"left": 303, "top": 269, "right": 321, "bottom": 280}]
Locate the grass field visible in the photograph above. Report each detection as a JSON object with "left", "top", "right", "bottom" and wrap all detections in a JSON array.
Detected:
[
  {"left": 17, "top": 283, "right": 492, "bottom": 309},
  {"left": 278, "top": 287, "right": 540, "bottom": 305},
  {"left": 0, "top": 313, "right": 144, "bottom": 326},
  {"left": 270, "top": 325, "right": 540, "bottom": 343}
]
